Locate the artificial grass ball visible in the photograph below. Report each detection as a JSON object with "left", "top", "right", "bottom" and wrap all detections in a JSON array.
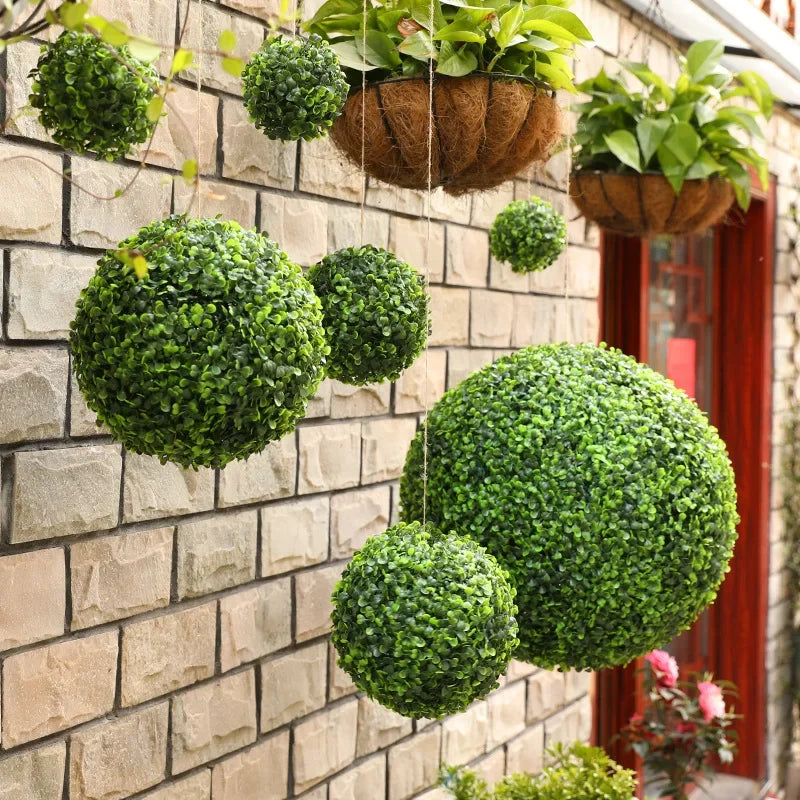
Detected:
[
  {"left": 401, "top": 343, "right": 739, "bottom": 670},
  {"left": 489, "top": 197, "right": 567, "bottom": 273},
  {"left": 308, "top": 245, "right": 430, "bottom": 385},
  {"left": 70, "top": 216, "right": 327, "bottom": 469},
  {"left": 29, "top": 30, "right": 158, "bottom": 161},
  {"left": 242, "top": 34, "right": 348, "bottom": 141},
  {"left": 331, "top": 521, "right": 519, "bottom": 718}
]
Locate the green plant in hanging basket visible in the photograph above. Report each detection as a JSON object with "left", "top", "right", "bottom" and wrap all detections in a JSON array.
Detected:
[
  {"left": 331, "top": 521, "right": 519, "bottom": 718},
  {"left": 489, "top": 197, "right": 567, "bottom": 273},
  {"left": 70, "top": 216, "right": 327, "bottom": 469},
  {"left": 308, "top": 245, "right": 430, "bottom": 385},
  {"left": 401, "top": 343, "right": 739, "bottom": 671},
  {"left": 242, "top": 33, "right": 348, "bottom": 142},
  {"left": 29, "top": 30, "right": 158, "bottom": 160}
]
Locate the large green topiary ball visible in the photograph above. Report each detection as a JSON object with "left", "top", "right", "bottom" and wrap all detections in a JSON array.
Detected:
[
  {"left": 332, "top": 521, "right": 519, "bottom": 718},
  {"left": 29, "top": 31, "right": 158, "bottom": 161},
  {"left": 70, "top": 216, "right": 327, "bottom": 469},
  {"left": 308, "top": 245, "right": 430, "bottom": 385},
  {"left": 242, "top": 34, "right": 348, "bottom": 141},
  {"left": 401, "top": 343, "right": 738, "bottom": 670},
  {"left": 489, "top": 197, "right": 567, "bottom": 273}
]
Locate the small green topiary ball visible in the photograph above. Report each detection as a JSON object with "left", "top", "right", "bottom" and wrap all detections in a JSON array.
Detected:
[
  {"left": 489, "top": 197, "right": 567, "bottom": 273},
  {"left": 242, "top": 34, "right": 348, "bottom": 141},
  {"left": 401, "top": 343, "right": 739, "bottom": 671},
  {"left": 308, "top": 245, "right": 430, "bottom": 385},
  {"left": 70, "top": 216, "right": 327, "bottom": 469},
  {"left": 331, "top": 521, "right": 519, "bottom": 718},
  {"left": 29, "top": 30, "right": 158, "bottom": 161}
]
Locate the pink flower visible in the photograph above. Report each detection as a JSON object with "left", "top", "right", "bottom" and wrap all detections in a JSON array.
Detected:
[
  {"left": 698, "top": 681, "right": 726, "bottom": 722},
  {"left": 645, "top": 649, "right": 679, "bottom": 688}
]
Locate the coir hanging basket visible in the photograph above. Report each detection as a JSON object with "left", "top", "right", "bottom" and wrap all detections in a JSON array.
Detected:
[
  {"left": 331, "top": 74, "right": 561, "bottom": 195},
  {"left": 569, "top": 172, "right": 736, "bottom": 237}
]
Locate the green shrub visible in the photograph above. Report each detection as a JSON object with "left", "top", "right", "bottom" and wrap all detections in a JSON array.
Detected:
[
  {"left": 29, "top": 30, "right": 158, "bottom": 160},
  {"left": 489, "top": 197, "right": 567, "bottom": 274},
  {"left": 331, "top": 521, "right": 519, "bottom": 718},
  {"left": 401, "top": 343, "right": 738, "bottom": 670},
  {"left": 242, "top": 34, "right": 348, "bottom": 141},
  {"left": 71, "top": 216, "right": 327, "bottom": 469},
  {"left": 308, "top": 245, "right": 430, "bottom": 385}
]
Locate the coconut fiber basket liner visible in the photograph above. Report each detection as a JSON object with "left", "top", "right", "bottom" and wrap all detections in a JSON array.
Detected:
[
  {"left": 331, "top": 74, "right": 561, "bottom": 195},
  {"left": 569, "top": 172, "right": 736, "bottom": 236}
]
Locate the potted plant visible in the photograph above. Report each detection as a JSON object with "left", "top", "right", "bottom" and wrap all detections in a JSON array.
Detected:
[
  {"left": 570, "top": 39, "right": 773, "bottom": 236},
  {"left": 304, "top": 0, "right": 593, "bottom": 194}
]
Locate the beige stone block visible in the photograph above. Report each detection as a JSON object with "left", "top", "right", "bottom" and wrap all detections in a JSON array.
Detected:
[
  {"left": 0, "top": 741, "right": 66, "bottom": 800},
  {"left": 293, "top": 700, "right": 358, "bottom": 792},
  {"left": 306, "top": 378, "right": 332, "bottom": 419},
  {"left": 388, "top": 726, "right": 442, "bottom": 800},
  {"left": 330, "top": 754, "right": 387, "bottom": 800},
  {"left": 212, "top": 733, "right": 289, "bottom": 800},
  {"left": 71, "top": 527, "right": 172, "bottom": 629},
  {"left": 174, "top": 179, "right": 256, "bottom": 227},
  {"left": 414, "top": 788, "right": 449, "bottom": 800},
  {"left": 356, "top": 696, "right": 412, "bottom": 757},
  {"left": 298, "top": 422, "right": 361, "bottom": 494},
  {"left": 429, "top": 287, "right": 470, "bottom": 346},
  {"left": 529, "top": 249, "right": 567, "bottom": 295},
  {"left": 260, "top": 192, "right": 328, "bottom": 266},
  {"left": 473, "top": 749, "right": 505, "bottom": 785},
  {"left": 506, "top": 659, "right": 537, "bottom": 681},
  {"left": 298, "top": 788, "right": 328, "bottom": 800},
  {"left": 7, "top": 249, "right": 96, "bottom": 340},
  {"left": 567, "top": 245, "right": 601, "bottom": 298},
  {"left": 172, "top": 670, "right": 257, "bottom": 774},
  {"left": 123, "top": 453, "right": 214, "bottom": 522},
  {"left": 331, "top": 486, "right": 390, "bottom": 559},
  {"left": 0, "top": 142, "right": 61, "bottom": 243},
  {"left": 11, "top": 445, "right": 122, "bottom": 543},
  {"left": 69, "top": 373, "right": 107, "bottom": 437},
  {"left": 505, "top": 724, "right": 544, "bottom": 774},
  {"left": 487, "top": 681, "right": 526, "bottom": 749},
  {"left": 489, "top": 256, "right": 529, "bottom": 293},
  {"left": 394, "top": 351, "right": 447, "bottom": 414},
  {"left": 300, "top": 136, "right": 363, "bottom": 202},
  {"left": 367, "top": 180, "right": 426, "bottom": 217},
  {"left": 295, "top": 563, "right": 343, "bottom": 642},
  {"left": 177, "top": 510, "right": 257, "bottom": 599},
  {"left": 2, "top": 631, "right": 118, "bottom": 746},
  {"left": 470, "top": 290, "right": 513, "bottom": 347},
  {"left": 442, "top": 701, "right": 487, "bottom": 764},
  {"left": 361, "top": 418, "right": 418, "bottom": 484},
  {"left": 0, "top": 548, "right": 65, "bottom": 650},
  {"left": 218, "top": 437, "right": 297, "bottom": 508},
  {"left": 140, "top": 771, "right": 211, "bottom": 800},
  {"left": 389, "top": 217, "right": 445, "bottom": 283},
  {"left": 565, "top": 670, "right": 592, "bottom": 702},
  {"left": 261, "top": 642, "right": 327, "bottom": 732},
  {"left": 121, "top": 603, "right": 216, "bottom": 705},
  {"left": 447, "top": 349, "right": 493, "bottom": 389},
  {"left": 330, "top": 381, "right": 391, "bottom": 418},
  {"left": 552, "top": 298, "right": 599, "bottom": 345},
  {"left": 69, "top": 159, "right": 171, "bottom": 249},
  {"left": 527, "top": 670, "right": 566, "bottom": 724},
  {"left": 329, "top": 641, "right": 357, "bottom": 700},
  {"left": 445, "top": 226, "right": 489, "bottom": 287},
  {"left": 544, "top": 696, "right": 592, "bottom": 746},
  {"left": 327, "top": 204, "right": 391, "bottom": 252},
  {"left": 220, "top": 579, "right": 291, "bottom": 670},
  {"left": 223, "top": 101, "right": 296, "bottom": 188},
  {"left": 471, "top": 184, "right": 515, "bottom": 230},
  {"left": 261, "top": 497, "right": 329, "bottom": 576},
  {"left": 512, "top": 294, "right": 553, "bottom": 348},
  {"left": 5, "top": 40, "right": 52, "bottom": 142},
  {"left": 431, "top": 189, "right": 471, "bottom": 225},
  {"left": 70, "top": 704, "right": 168, "bottom": 800}
]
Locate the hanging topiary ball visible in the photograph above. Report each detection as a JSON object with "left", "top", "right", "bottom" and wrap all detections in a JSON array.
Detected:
[
  {"left": 332, "top": 521, "right": 519, "bottom": 718},
  {"left": 242, "top": 33, "right": 348, "bottom": 142},
  {"left": 401, "top": 343, "right": 739, "bottom": 671},
  {"left": 70, "top": 216, "right": 328, "bottom": 469},
  {"left": 29, "top": 30, "right": 158, "bottom": 161},
  {"left": 308, "top": 245, "right": 430, "bottom": 385},
  {"left": 489, "top": 197, "right": 567, "bottom": 273}
]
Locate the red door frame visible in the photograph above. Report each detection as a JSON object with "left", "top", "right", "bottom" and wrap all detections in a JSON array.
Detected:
[{"left": 594, "top": 177, "right": 776, "bottom": 783}]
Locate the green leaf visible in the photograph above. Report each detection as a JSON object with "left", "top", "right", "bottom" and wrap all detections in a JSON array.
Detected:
[
  {"left": 133, "top": 255, "right": 149, "bottom": 279},
  {"left": 686, "top": 39, "right": 723, "bottom": 82},
  {"left": 59, "top": 2, "right": 89, "bottom": 29},
  {"left": 636, "top": 117, "right": 671, "bottom": 166},
  {"left": 685, "top": 148, "right": 723, "bottom": 179},
  {"left": 621, "top": 61, "right": 673, "bottom": 103},
  {"left": 222, "top": 56, "right": 245, "bottom": 77},
  {"left": 721, "top": 156, "right": 752, "bottom": 210},
  {"left": 433, "top": 18, "right": 486, "bottom": 43},
  {"left": 495, "top": 2, "right": 524, "bottom": 49},
  {"left": 438, "top": 41, "right": 478, "bottom": 75},
  {"left": 603, "top": 130, "right": 641, "bottom": 172},
  {"left": 170, "top": 48, "right": 194, "bottom": 76},
  {"left": 519, "top": 18, "right": 580, "bottom": 43},
  {"left": 330, "top": 39, "right": 382, "bottom": 70},
  {"left": 535, "top": 59, "right": 575, "bottom": 92},
  {"left": 735, "top": 70, "right": 775, "bottom": 118},
  {"left": 145, "top": 95, "right": 165, "bottom": 123},
  {"left": 521, "top": 5, "right": 592, "bottom": 40},
  {"left": 411, "top": 0, "right": 447, "bottom": 31},
  {"left": 355, "top": 29, "right": 403, "bottom": 67},
  {"left": 182, "top": 159, "right": 198, "bottom": 181},
  {"left": 218, "top": 29, "right": 237, "bottom": 52},
  {"left": 656, "top": 143, "right": 688, "bottom": 194},
  {"left": 397, "top": 30, "right": 437, "bottom": 60},
  {"left": 127, "top": 36, "right": 161, "bottom": 63},
  {"left": 663, "top": 121, "right": 701, "bottom": 166},
  {"left": 306, "top": 0, "right": 361, "bottom": 25}
]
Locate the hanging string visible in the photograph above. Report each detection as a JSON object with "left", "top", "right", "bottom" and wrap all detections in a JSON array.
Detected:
[
  {"left": 359, "top": 0, "right": 368, "bottom": 243},
  {"left": 195, "top": 0, "right": 203, "bottom": 217}
]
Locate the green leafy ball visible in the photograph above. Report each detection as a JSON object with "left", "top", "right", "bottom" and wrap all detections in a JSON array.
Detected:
[
  {"left": 242, "top": 34, "right": 348, "bottom": 141},
  {"left": 308, "top": 245, "right": 430, "bottom": 385},
  {"left": 489, "top": 197, "right": 567, "bottom": 273},
  {"left": 401, "top": 344, "right": 738, "bottom": 670},
  {"left": 332, "top": 521, "right": 519, "bottom": 718},
  {"left": 70, "top": 216, "right": 327, "bottom": 469},
  {"left": 29, "top": 31, "right": 158, "bottom": 161}
]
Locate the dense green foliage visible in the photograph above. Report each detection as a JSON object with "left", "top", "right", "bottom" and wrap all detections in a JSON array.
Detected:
[
  {"left": 71, "top": 216, "right": 327, "bottom": 469},
  {"left": 29, "top": 30, "right": 158, "bottom": 160},
  {"left": 572, "top": 39, "right": 773, "bottom": 209},
  {"left": 304, "top": 0, "right": 592, "bottom": 91},
  {"left": 401, "top": 343, "right": 739, "bottom": 670},
  {"left": 308, "top": 245, "right": 429, "bottom": 385},
  {"left": 442, "top": 743, "right": 637, "bottom": 800},
  {"left": 242, "top": 34, "right": 348, "bottom": 141},
  {"left": 331, "top": 521, "right": 519, "bottom": 718},
  {"left": 489, "top": 197, "right": 566, "bottom": 273}
]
